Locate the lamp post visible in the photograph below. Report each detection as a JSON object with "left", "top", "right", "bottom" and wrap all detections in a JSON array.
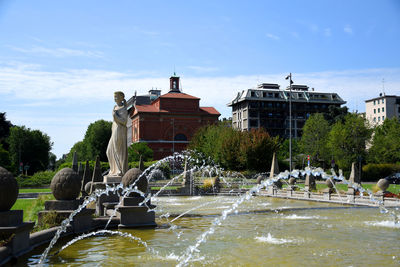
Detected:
[
  {"left": 285, "top": 73, "right": 293, "bottom": 174},
  {"left": 171, "top": 118, "right": 175, "bottom": 175}
]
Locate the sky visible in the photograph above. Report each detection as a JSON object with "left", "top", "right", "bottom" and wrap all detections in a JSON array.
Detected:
[{"left": 0, "top": 0, "right": 399, "bottom": 159}]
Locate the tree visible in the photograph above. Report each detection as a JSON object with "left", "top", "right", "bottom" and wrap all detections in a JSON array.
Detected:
[
  {"left": 0, "top": 144, "right": 12, "bottom": 170},
  {"left": 7, "top": 126, "right": 53, "bottom": 174},
  {"left": 243, "top": 128, "right": 279, "bottom": 171},
  {"left": 190, "top": 124, "right": 278, "bottom": 171},
  {"left": 328, "top": 113, "right": 371, "bottom": 171},
  {"left": 367, "top": 118, "right": 400, "bottom": 164},
  {"left": 66, "top": 120, "right": 112, "bottom": 162},
  {"left": 128, "top": 142, "right": 154, "bottom": 162},
  {"left": 83, "top": 120, "right": 112, "bottom": 161},
  {"left": 324, "top": 105, "right": 348, "bottom": 125},
  {"left": 66, "top": 141, "right": 87, "bottom": 162},
  {"left": 300, "top": 113, "right": 331, "bottom": 165},
  {"left": 0, "top": 112, "right": 12, "bottom": 150}
]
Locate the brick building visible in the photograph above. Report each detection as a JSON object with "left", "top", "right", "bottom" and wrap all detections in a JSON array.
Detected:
[{"left": 127, "top": 74, "right": 220, "bottom": 159}]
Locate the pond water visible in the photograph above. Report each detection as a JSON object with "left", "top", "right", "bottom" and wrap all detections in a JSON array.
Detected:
[{"left": 22, "top": 196, "right": 400, "bottom": 266}]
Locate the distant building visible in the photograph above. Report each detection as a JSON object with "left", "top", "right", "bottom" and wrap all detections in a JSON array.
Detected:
[
  {"left": 227, "top": 83, "right": 346, "bottom": 138},
  {"left": 365, "top": 94, "right": 400, "bottom": 126},
  {"left": 127, "top": 74, "right": 220, "bottom": 160}
]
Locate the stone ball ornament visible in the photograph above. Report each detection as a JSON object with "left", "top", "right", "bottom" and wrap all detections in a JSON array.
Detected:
[
  {"left": 288, "top": 177, "right": 296, "bottom": 185},
  {"left": 377, "top": 178, "right": 390, "bottom": 192},
  {"left": 0, "top": 167, "right": 19, "bottom": 211},
  {"left": 50, "top": 168, "right": 81, "bottom": 200},
  {"left": 84, "top": 182, "right": 93, "bottom": 194},
  {"left": 325, "top": 178, "right": 335, "bottom": 189},
  {"left": 122, "top": 168, "right": 148, "bottom": 195}
]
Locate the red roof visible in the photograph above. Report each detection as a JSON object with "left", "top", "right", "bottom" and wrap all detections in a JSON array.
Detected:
[
  {"left": 159, "top": 92, "right": 200, "bottom": 100},
  {"left": 133, "top": 104, "right": 220, "bottom": 116},
  {"left": 134, "top": 105, "right": 167, "bottom": 114},
  {"left": 200, "top": 107, "right": 220, "bottom": 115}
]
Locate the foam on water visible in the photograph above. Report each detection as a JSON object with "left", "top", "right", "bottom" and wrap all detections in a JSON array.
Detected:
[
  {"left": 284, "top": 214, "right": 322, "bottom": 220},
  {"left": 255, "top": 233, "right": 297, "bottom": 245},
  {"left": 365, "top": 220, "right": 400, "bottom": 228}
]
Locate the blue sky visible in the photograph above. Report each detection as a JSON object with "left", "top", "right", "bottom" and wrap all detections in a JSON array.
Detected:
[{"left": 0, "top": 0, "right": 399, "bottom": 158}]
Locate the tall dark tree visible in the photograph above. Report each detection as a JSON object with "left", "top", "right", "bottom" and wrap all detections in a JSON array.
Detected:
[
  {"left": 84, "top": 120, "right": 112, "bottom": 161},
  {"left": 367, "top": 117, "right": 400, "bottom": 164},
  {"left": 190, "top": 124, "right": 278, "bottom": 171},
  {"left": 0, "top": 112, "right": 12, "bottom": 150},
  {"left": 324, "top": 105, "right": 348, "bottom": 125},
  {"left": 128, "top": 142, "right": 154, "bottom": 162},
  {"left": 66, "top": 120, "right": 112, "bottom": 162},
  {"left": 7, "top": 126, "right": 53, "bottom": 174},
  {"left": 328, "top": 113, "right": 371, "bottom": 171},
  {"left": 300, "top": 113, "right": 331, "bottom": 165}
]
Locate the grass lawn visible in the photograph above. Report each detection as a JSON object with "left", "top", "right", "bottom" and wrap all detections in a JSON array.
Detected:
[
  {"left": 151, "top": 186, "right": 179, "bottom": 190},
  {"left": 11, "top": 194, "right": 55, "bottom": 222},
  {"left": 240, "top": 182, "right": 400, "bottom": 195},
  {"left": 19, "top": 188, "right": 51, "bottom": 193}
]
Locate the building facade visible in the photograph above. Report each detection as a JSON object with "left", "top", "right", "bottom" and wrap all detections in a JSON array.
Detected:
[
  {"left": 127, "top": 75, "right": 220, "bottom": 159},
  {"left": 228, "top": 83, "right": 346, "bottom": 138},
  {"left": 365, "top": 94, "right": 400, "bottom": 126}
]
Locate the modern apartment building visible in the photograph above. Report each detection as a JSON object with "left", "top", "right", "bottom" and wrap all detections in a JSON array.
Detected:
[
  {"left": 228, "top": 83, "right": 346, "bottom": 138},
  {"left": 365, "top": 94, "right": 400, "bottom": 126}
]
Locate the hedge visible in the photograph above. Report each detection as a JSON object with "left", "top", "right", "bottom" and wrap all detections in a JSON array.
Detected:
[
  {"left": 362, "top": 163, "right": 400, "bottom": 182},
  {"left": 16, "top": 170, "right": 56, "bottom": 187}
]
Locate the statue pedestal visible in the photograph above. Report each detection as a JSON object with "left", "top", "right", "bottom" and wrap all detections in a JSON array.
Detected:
[
  {"left": 92, "top": 182, "right": 121, "bottom": 216},
  {"left": 346, "top": 188, "right": 358, "bottom": 203},
  {"left": 116, "top": 196, "right": 156, "bottom": 228},
  {"left": 267, "top": 186, "right": 277, "bottom": 195},
  {"left": 103, "top": 175, "right": 123, "bottom": 183},
  {"left": 323, "top": 188, "right": 332, "bottom": 200},
  {"left": 0, "top": 210, "right": 34, "bottom": 256},
  {"left": 38, "top": 199, "right": 94, "bottom": 234}
]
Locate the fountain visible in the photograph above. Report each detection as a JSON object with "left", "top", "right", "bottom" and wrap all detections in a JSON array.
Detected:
[
  {"left": 3, "top": 92, "right": 399, "bottom": 266},
  {"left": 4, "top": 151, "right": 396, "bottom": 267}
]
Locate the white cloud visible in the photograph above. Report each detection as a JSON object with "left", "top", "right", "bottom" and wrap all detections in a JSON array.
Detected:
[
  {"left": 1, "top": 62, "right": 399, "bottom": 157},
  {"left": 310, "top": 24, "right": 319, "bottom": 33},
  {"left": 324, "top": 28, "right": 332, "bottom": 37},
  {"left": 290, "top": 32, "right": 300, "bottom": 38},
  {"left": 7, "top": 45, "right": 104, "bottom": 58},
  {"left": 266, "top": 33, "right": 280, "bottom": 40},
  {"left": 344, "top": 25, "right": 353, "bottom": 34},
  {"left": 187, "top": 66, "right": 219, "bottom": 73}
]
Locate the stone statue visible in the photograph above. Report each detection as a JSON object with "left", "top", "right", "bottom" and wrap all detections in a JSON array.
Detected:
[{"left": 106, "top": 91, "right": 128, "bottom": 181}]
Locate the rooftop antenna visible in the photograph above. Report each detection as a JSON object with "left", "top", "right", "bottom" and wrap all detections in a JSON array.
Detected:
[{"left": 382, "top": 78, "right": 385, "bottom": 95}]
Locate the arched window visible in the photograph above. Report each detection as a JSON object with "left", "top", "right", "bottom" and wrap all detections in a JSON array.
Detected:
[{"left": 174, "top": 133, "right": 187, "bottom": 141}]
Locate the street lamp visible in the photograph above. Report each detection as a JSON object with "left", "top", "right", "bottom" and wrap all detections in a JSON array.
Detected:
[{"left": 285, "top": 73, "right": 293, "bottom": 174}]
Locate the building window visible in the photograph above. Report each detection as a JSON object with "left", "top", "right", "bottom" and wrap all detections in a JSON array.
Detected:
[
  {"left": 378, "top": 108, "right": 380, "bottom": 113},
  {"left": 263, "top": 92, "right": 266, "bottom": 98},
  {"left": 250, "top": 119, "right": 258, "bottom": 127},
  {"left": 374, "top": 109, "right": 376, "bottom": 114},
  {"left": 174, "top": 134, "right": 187, "bottom": 141},
  {"left": 373, "top": 117, "right": 376, "bottom": 122},
  {"left": 382, "top": 107, "right": 385, "bottom": 112},
  {"left": 378, "top": 117, "right": 381, "bottom": 122},
  {"left": 382, "top": 116, "right": 385, "bottom": 120},
  {"left": 382, "top": 99, "right": 384, "bottom": 104},
  {"left": 251, "top": 91, "right": 255, "bottom": 97},
  {"left": 378, "top": 99, "right": 380, "bottom": 104},
  {"left": 373, "top": 100, "right": 376, "bottom": 105}
]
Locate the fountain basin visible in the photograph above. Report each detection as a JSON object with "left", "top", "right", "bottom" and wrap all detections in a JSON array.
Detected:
[{"left": 21, "top": 196, "right": 400, "bottom": 266}]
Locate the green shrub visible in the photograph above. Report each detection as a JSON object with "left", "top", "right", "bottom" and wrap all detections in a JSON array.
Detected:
[
  {"left": 58, "top": 161, "right": 110, "bottom": 173},
  {"left": 16, "top": 170, "right": 56, "bottom": 187},
  {"left": 128, "top": 160, "right": 158, "bottom": 170},
  {"left": 362, "top": 163, "right": 400, "bottom": 182}
]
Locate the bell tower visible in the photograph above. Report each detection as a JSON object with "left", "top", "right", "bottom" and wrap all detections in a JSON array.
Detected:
[{"left": 169, "top": 72, "right": 180, "bottom": 93}]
